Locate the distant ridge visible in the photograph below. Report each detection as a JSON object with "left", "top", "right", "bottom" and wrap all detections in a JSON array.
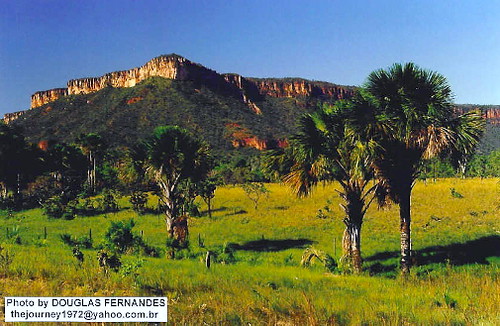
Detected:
[{"left": 3, "top": 54, "right": 499, "bottom": 153}]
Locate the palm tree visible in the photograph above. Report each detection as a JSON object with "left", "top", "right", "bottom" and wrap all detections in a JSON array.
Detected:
[
  {"left": 364, "top": 63, "right": 485, "bottom": 274},
  {"left": 76, "top": 133, "right": 105, "bottom": 194},
  {"left": 143, "top": 126, "right": 212, "bottom": 244},
  {"left": 271, "top": 101, "right": 380, "bottom": 273}
]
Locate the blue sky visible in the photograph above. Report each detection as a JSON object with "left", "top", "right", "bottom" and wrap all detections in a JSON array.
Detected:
[{"left": 1, "top": 0, "right": 499, "bottom": 115}]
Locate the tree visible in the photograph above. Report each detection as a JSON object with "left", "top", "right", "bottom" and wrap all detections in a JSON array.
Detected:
[
  {"left": 196, "top": 176, "right": 220, "bottom": 218},
  {"left": 76, "top": 133, "right": 105, "bottom": 194},
  {"left": 42, "top": 142, "right": 87, "bottom": 201},
  {"left": 0, "top": 123, "right": 42, "bottom": 202},
  {"left": 363, "top": 63, "right": 485, "bottom": 274},
  {"left": 268, "top": 101, "right": 380, "bottom": 273},
  {"left": 241, "top": 182, "right": 269, "bottom": 210},
  {"left": 143, "top": 126, "right": 212, "bottom": 245}
]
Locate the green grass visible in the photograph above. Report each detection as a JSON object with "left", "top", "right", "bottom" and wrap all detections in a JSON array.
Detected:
[{"left": 0, "top": 178, "right": 499, "bottom": 325}]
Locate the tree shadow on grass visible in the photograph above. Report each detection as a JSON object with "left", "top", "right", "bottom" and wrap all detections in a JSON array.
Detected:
[
  {"left": 224, "top": 209, "right": 248, "bottom": 217},
  {"left": 365, "top": 235, "right": 500, "bottom": 275},
  {"left": 200, "top": 206, "right": 228, "bottom": 216},
  {"left": 228, "top": 238, "right": 314, "bottom": 252}
]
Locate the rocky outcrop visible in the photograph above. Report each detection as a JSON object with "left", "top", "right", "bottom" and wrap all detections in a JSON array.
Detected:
[
  {"left": 485, "top": 108, "right": 500, "bottom": 124},
  {"left": 11, "top": 53, "right": 498, "bottom": 130},
  {"left": 31, "top": 88, "right": 68, "bottom": 108},
  {"left": 247, "top": 78, "right": 355, "bottom": 99},
  {"left": 66, "top": 55, "right": 191, "bottom": 95},
  {"left": 29, "top": 55, "right": 205, "bottom": 108},
  {"left": 28, "top": 54, "right": 355, "bottom": 111},
  {"left": 3, "top": 110, "right": 26, "bottom": 124},
  {"left": 225, "top": 122, "right": 288, "bottom": 150},
  {"left": 455, "top": 105, "right": 500, "bottom": 125}
]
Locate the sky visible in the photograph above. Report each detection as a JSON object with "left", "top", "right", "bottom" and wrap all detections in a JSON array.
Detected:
[{"left": 1, "top": 0, "right": 499, "bottom": 116}]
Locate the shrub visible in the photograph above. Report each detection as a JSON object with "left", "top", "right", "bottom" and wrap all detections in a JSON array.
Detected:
[
  {"left": 301, "top": 248, "right": 337, "bottom": 273},
  {"left": 103, "top": 219, "right": 159, "bottom": 256},
  {"left": 450, "top": 188, "right": 464, "bottom": 199},
  {"left": 41, "top": 196, "right": 65, "bottom": 219},
  {"left": 97, "top": 188, "right": 120, "bottom": 213},
  {"left": 119, "top": 258, "right": 144, "bottom": 277},
  {"left": 75, "top": 197, "right": 97, "bottom": 216},
  {"left": 0, "top": 244, "right": 14, "bottom": 277},
  {"left": 62, "top": 199, "right": 78, "bottom": 220},
  {"left": 97, "top": 249, "right": 121, "bottom": 272},
  {"left": 104, "top": 219, "right": 139, "bottom": 253},
  {"left": 72, "top": 247, "right": 84, "bottom": 263},
  {"left": 6, "top": 226, "right": 22, "bottom": 245},
  {"left": 129, "top": 192, "right": 148, "bottom": 215},
  {"left": 210, "top": 242, "right": 237, "bottom": 264},
  {"left": 241, "top": 182, "right": 269, "bottom": 210}
]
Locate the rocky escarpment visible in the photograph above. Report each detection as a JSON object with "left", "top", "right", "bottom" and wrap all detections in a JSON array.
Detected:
[
  {"left": 31, "top": 88, "right": 68, "bottom": 108},
  {"left": 31, "top": 55, "right": 207, "bottom": 108},
  {"left": 247, "top": 78, "right": 355, "bottom": 99},
  {"left": 26, "top": 54, "right": 355, "bottom": 113},
  {"left": 455, "top": 105, "right": 500, "bottom": 125},
  {"left": 7, "top": 54, "right": 499, "bottom": 135},
  {"left": 3, "top": 111, "right": 26, "bottom": 124}
]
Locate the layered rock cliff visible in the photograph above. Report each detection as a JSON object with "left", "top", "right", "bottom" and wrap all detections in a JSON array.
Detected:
[
  {"left": 27, "top": 54, "right": 355, "bottom": 111},
  {"left": 6, "top": 54, "right": 499, "bottom": 139},
  {"left": 31, "top": 55, "right": 203, "bottom": 108},
  {"left": 455, "top": 105, "right": 500, "bottom": 125},
  {"left": 3, "top": 111, "right": 26, "bottom": 124},
  {"left": 247, "top": 78, "right": 354, "bottom": 99},
  {"left": 31, "top": 88, "right": 68, "bottom": 108}
]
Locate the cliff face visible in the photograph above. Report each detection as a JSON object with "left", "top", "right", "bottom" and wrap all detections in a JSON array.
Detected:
[
  {"left": 3, "top": 111, "right": 26, "bottom": 124},
  {"left": 10, "top": 54, "right": 499, "bottom": 134},
  {"left": 31, "top": 55, "right": 196, "bottom": 107},
  {"left": 28, "top": 54, "right": 355, "bottom": 110},
  {"left": 31, "top": 88, "right": 68, "bottom": 108},
  {"left": 455, "top": 106, "right": 500, "bottom": 125},
  {"left": 247, "top": 78, "right": 355, "bottom": 99},
  {"left": 486, "top": 108, "right": 500, "bottom": 124}
]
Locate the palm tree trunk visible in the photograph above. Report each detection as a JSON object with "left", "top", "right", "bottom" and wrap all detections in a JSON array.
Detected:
[
  {"left": 341, "top": 193, "right": 364, "bottom": 274},
  {"left": 163, "top": 200, "right": 176, "bottom": 238},
  {"left": 399, "top": 187, "right": 412, "bottom": 275},
  {"left": 348, "top": 222, "right": 362, "bottom": 274}
]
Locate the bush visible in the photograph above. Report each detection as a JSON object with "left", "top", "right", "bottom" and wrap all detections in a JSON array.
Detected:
[
  {"left": 6, "top": 226, "right": 22, "bottom": 245},
  {"left": 75, "top": 197, "right": 97, "bottom": 216},
  {"left": 41, "top": 196, "right": 79, "bottom": 220},
  {"left": 129, "top": 192, "right": 148, "bottom": 215},
  {"left": 211, "top": 243, "right": 237, "bottom": 264},
  {"left": 104, "top": 219, "right": 139, "bottom": 253},
  {"left": 97, "top": 189, "right": 120, "bottom": 213},
  {"left": 103, "top": 219, "right": 159, "bottom": 256},
  {"left": 62, "top": 199, "right": 78, "bottom": 220},
  {"left": 0, "top": 245, "right": 14, "bottom": 277},
  {"left": 97, "top": 249, "right": 121, "bottom": 272},
  {"left": 41, "top": 196, "right": 66, "bottom": 219}
]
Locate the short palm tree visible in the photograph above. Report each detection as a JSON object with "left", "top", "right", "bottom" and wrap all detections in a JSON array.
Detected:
[
  {"left": 364, "top": 63, "right": 485, "bottom": 274},
  {"left": 143, "top": 126, "right": 212, "bottom": 243},
  {"left": 274, "top": 101, "right": 380, "bottom": 273}
]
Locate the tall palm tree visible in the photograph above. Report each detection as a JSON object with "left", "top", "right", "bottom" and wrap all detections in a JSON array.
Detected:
[
  {"left": 143, "top": 126, "right": 212, "bottom": 243},
  {"left": 76, "top": 133, "right": 105, "bottom": 194},
  {"left": 364, "top": 63, "right": 485, "bottom": 274},
  {"left": 271, "top": 101, "right": 380, "bottom": 273}
]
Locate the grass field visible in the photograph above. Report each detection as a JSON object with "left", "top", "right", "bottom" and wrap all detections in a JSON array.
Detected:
[{"left": 0, "top": 178, "right": 499, "bottom": 325}]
